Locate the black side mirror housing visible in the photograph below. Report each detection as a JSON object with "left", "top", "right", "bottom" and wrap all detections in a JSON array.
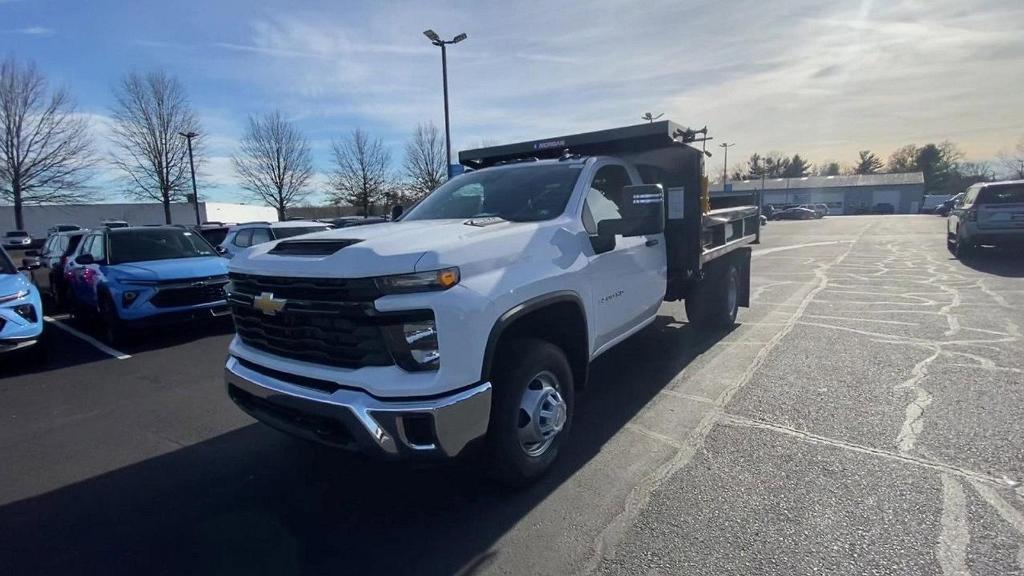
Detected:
[
  {"left": 75, "top": 253, "right": 95, "bottom": 265},
  {"left": 19, "top": 257, "right": 41, "bottom": 271},
  {"left": 589, "top": 231, "right": 616, "bottom": 255},
  {"left": 215, "top": 245, "right": 227, "bottom": 255}
]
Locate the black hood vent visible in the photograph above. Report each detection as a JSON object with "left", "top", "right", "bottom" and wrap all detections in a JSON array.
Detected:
[{"left": 268, "top": 238, "right": 362, "bottom": 256}]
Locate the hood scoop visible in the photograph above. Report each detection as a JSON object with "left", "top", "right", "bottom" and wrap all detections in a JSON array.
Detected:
[
  {"left": 464, "top": 216, "right": 506, "bottom": 227},
  {"left": 268, "top": 238, "right": 362, "bottom": 256}
]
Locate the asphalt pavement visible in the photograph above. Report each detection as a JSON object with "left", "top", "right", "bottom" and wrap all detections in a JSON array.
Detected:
[{"left": 1, "top": 215, "right": 1022, "bottom": 576}]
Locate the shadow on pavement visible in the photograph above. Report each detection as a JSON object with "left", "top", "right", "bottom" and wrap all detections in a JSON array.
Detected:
[
  {"left": 955, "top": 247, "right": 1024, "bottom": 278},
  {"left": 0, "top": 319, "right": 235, "bottom": 378},
  {"left": 0, "top": 314, "right": 732, "bottom": 576}
]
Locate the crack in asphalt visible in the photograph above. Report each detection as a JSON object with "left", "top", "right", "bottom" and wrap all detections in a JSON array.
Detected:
[{"left": 579, "top": 225, "right": 869, "bottom": 576}]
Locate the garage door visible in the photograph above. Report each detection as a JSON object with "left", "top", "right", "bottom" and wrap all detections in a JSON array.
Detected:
[
  {"left": 873, "top": 189, "right": 902, "bottom": 212},
  {"left": 810, "top": 191, "right": 845, "bottom": 214}
]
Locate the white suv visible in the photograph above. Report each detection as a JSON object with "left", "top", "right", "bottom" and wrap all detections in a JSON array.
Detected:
[
  {"left": 947, "top": 180, "right": 1024, "bottom": 257},
  {"left": 219, "top": 221, "right": 331, "bottom": 258}
]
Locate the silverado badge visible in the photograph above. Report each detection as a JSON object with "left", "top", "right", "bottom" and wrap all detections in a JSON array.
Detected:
[{"left": 253, "top": 292, "right": 286, "bottom": 316}]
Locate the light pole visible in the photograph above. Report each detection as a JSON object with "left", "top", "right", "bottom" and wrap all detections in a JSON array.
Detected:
[
  {"left": 641, "top": 112, "right": 663, "bottom": 123},
  {"left": 424, "top": 29, "right": 467, "bottom": 178},
  {"left": 719, "top": 142, "right": 735, "bottom": 186},
  {"left": 179, "top": 131, "right": 201, "bottom": 225}
]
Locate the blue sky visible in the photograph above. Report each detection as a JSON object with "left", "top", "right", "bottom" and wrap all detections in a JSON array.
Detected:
[{"left": 2, "top": 0, "right": 1023, "bottom": 204}]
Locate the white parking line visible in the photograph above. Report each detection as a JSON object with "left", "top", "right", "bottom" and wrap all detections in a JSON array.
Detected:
[
  {"left": 752, "top": 240, "right": 855, "bottom": 257},
  {"left": 43, "top": 316, "right": 132, "bottom": 360}
]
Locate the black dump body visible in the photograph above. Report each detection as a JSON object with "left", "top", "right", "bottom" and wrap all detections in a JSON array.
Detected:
[{"left": 460, "top": 121, "right": 757, "bottom": 299}]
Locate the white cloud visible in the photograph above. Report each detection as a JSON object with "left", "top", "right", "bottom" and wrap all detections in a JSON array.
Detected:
[
  {"left": 6, "top": 26, "right": 55, "bottom": 36},
  {"left": 185, "top": 0, "right": 1024, "bottom": 170}
]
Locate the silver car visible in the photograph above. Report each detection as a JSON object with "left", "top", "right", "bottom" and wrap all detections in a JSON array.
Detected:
[
  {"left": 2, "top": 230, "right": 32, "bottom": 249},
  {"left": 947, "top": 180, "right": 1024, "bottom": 257}
]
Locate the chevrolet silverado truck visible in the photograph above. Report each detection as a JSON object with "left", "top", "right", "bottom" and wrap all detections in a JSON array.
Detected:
[{"left": 224, "top": 122, "right": 760, "bottom": 483}]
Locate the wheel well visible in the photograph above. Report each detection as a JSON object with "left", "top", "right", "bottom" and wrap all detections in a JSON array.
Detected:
[{"left": 483, "top": 297, "right": 589, "bottom": 389}]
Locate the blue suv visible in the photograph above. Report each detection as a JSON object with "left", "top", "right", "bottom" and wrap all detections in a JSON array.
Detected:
[
  {"left": 67, "top": 226, "right": 230, "bottom": 343},
  {"left": 1, "top": 246, "right": 45, "bottom": 359}
]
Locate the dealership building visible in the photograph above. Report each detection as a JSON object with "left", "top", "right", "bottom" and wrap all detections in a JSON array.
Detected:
[{"left": 711, "top": 172, "right": 926, "bottom": 214}]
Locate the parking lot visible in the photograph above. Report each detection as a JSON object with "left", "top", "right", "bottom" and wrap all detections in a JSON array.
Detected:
[{"left": 2, "top": 215, "right": 1023, "bottom": 575}]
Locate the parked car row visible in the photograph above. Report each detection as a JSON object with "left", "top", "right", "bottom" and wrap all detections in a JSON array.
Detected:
[{"left": 5, "top": 217, "right": 365, "bottom": 360}]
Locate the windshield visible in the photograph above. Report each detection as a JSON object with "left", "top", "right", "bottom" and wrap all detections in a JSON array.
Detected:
[
  {"left": 273, "top": 226, "right": 331, "bottom": 239},
  {"left": 0, "top": 248, "right": 14, "bottom": 274},
  {"left": 977, "top": 184, "right": 1024, "bottom": 205},
  {"left": 5, "top": 231, "right": 27, "bottom": 237},
  {"left": 108, "top": 229, "right": 217, "bottom": 264},
  {"left": 402, "top": 164, "right": 584, "bottom": 222}
]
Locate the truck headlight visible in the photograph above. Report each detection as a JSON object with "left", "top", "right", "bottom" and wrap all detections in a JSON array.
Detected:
[
  {"left": 384, "top": 319, "right": 440, "bottom": 371},
  {"left": 376, "top": 268, "right": 459, "bottom": 295}
]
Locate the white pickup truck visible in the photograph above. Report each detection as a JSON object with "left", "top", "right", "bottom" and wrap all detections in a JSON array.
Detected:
[{"left": 224, "top": 122, "right": 760, "bottom": 483}]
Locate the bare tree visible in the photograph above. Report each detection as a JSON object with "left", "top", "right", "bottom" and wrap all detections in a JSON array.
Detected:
[
  {"left": 997, "top": 136, "right": 1024, "bottom": 180},
  {"left": 232, "top": 111, "right": 313, "bottom": 220},
  {"left": 109, "top": 71, "right": 201, "bottom": 224},
  {"left": 0, "top": 57, "right": 95, "bottom": 229},
  {"left": 330, "top": 129, "right": 393, "bottom": 217},
  {"left": 403, "top": 122, "right": 446, "bottom": 201},
  {"left": 887, "top": 144, "right": 918, "bottom": 173}
]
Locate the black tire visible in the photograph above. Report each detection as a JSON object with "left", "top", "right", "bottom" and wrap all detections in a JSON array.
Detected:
[
  {"left": 686, "top": 262, "right": 740, "bottom": 331},
  {"left": 98, "top": 293, "right": 126, "bottom": 346},
  {"left": 486, "top": 338, "right": 574, "bottom": 486},
  {"left": 952, "top": 229, "right": 975, "bottom": 259}
]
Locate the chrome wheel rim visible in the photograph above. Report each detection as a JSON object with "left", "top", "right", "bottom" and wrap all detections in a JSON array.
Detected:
[{"left": 517, "top": 370, "right": 567, "bottom": 457}]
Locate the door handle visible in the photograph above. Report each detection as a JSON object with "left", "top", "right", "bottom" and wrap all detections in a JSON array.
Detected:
[{"left": 645, "top": 238, "right": 660, "bottom": 247}]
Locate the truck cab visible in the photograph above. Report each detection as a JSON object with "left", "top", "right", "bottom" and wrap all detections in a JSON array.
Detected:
[{"left": 224, "top": 121, "right": 758, "bottom": 483}]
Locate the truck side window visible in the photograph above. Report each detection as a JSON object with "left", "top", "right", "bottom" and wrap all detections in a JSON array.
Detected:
[
  {"left": 89, "top": 234, "right": 106, "bottom": 261},
  {"left": 233, "top": 229, "right": 253, "bottom": 247},
  {"left": 582, "top": 165, "right": 631, "bottom": 234},
  {"left": 251, "top": 228, "right": 272, "bottom": 245}
]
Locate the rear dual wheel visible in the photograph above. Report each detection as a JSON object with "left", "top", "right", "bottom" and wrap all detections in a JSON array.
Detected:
[{"left": 685, "top": 262, "right": 739, "bottom": 331}]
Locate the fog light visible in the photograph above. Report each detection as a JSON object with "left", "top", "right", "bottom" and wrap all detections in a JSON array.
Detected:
[
  {"left": 122, "top": 291, "right": 139, "bottom": 308},
  {"left": 404, "top": 321, "right": 439, "bottom": 366},
  {"left": 13, "top": 303, "right": 37, "bottom": 323}
]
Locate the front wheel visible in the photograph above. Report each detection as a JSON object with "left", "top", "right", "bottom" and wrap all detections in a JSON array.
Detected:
[
  {"left": 486, "top": 339, "right": 574, "bottom": 486},
  {"left": 98, "top": 294, "right": 126, "bottom": 346}
]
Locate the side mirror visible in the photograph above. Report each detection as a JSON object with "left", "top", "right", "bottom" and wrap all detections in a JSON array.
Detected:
[
  {"left": 75, "top": 253, "right": 95, "bottom": 265},
  {"left": 390, "top": 205, "right": 404, "bottom": 221},
  {"left": 589, "top": 228, "right": 616, "bottom": 254},
  {"left": 215, "top": 245, "right": 227, "bottom": 255},
  {"left": 19, "top": 257, "right": 41, "bottom": 271}
]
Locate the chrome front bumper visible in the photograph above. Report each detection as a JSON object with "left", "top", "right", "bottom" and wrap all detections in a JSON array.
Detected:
[{"left": 224, "top": 356, "right": 492, "bottom": 458}]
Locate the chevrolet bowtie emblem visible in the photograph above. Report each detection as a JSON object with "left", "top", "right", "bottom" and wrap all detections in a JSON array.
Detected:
[{"left": 253, "top": 292, "right": 286, "bottom": 316}]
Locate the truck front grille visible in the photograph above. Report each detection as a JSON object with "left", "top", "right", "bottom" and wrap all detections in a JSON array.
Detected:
[
  {"left": 228, "top": 272, "right": 381, "bottom": 302},
  {"left": 227, "top": 273, "right": 394, "bottom": 369},
  {"left": 149, "top": 277, "right": 229, "bottom": 308}
]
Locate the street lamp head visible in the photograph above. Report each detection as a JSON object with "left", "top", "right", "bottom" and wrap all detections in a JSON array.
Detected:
[
  {"left": 423, "top": 29, "right": 441, "bottom": 43},
  {"left": 452, "top": 33, "right": 467, "bottom": 43},
  {"left": 179, "top": 131, "right": 198, "bottom": 139}
]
